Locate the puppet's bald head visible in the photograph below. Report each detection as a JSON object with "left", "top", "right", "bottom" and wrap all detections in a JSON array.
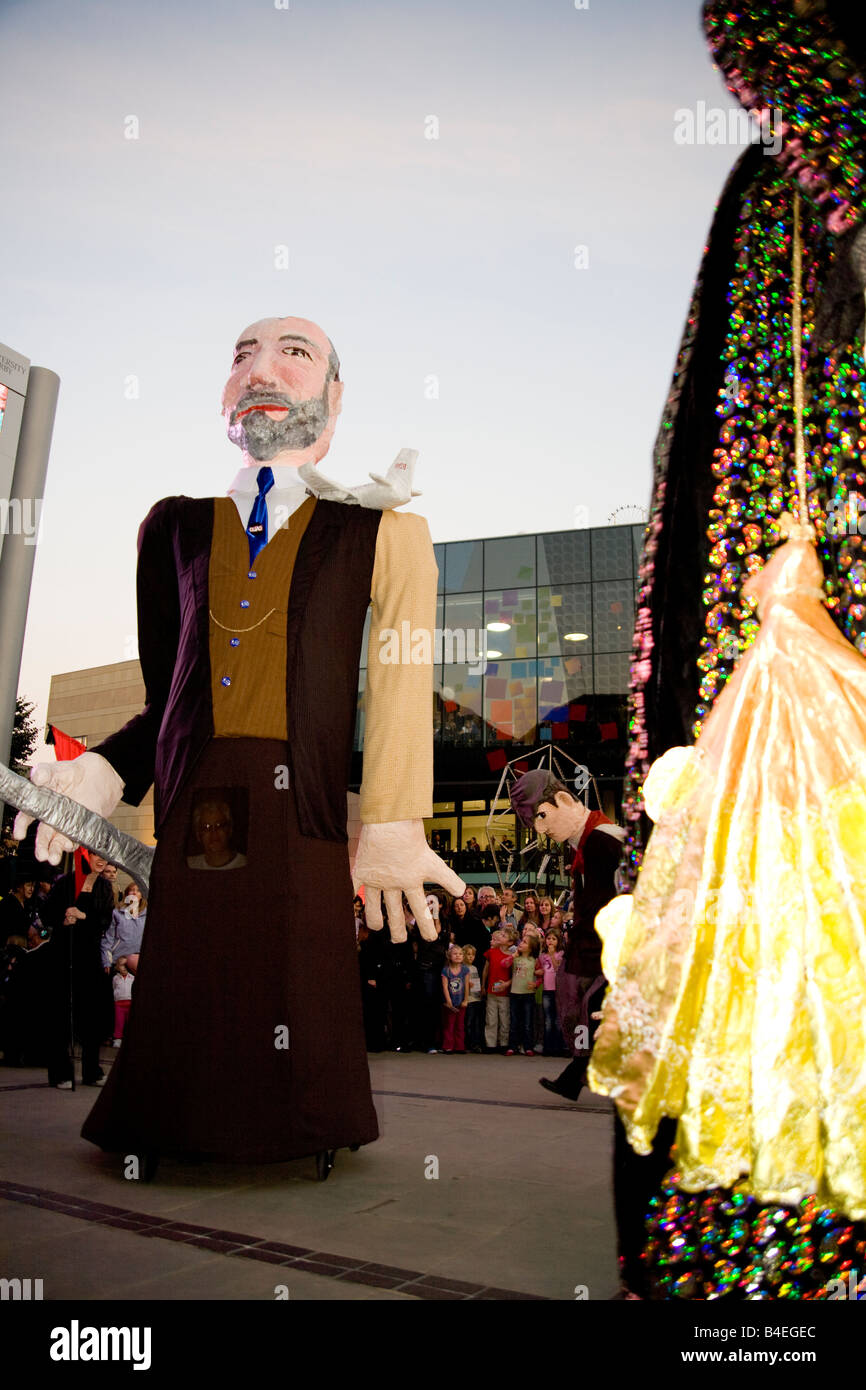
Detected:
[{"left": 221, "top": 316, "right": 343, "bottom": 466}]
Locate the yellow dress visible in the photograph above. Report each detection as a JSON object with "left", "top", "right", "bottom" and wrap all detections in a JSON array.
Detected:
[{"left": 588, "top": 535, "right": 866, "bottom": 1221}]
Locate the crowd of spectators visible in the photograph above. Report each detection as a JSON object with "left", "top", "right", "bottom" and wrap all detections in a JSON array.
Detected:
[
  {"left": 0, "top": 844, "right": 147, "bottom": 1083},
  {"left": 356, "top": 883, "right": 572, "bottom": 1057},
  {"left": 1, "top": 833, "right": 570, "bottom": 1077}
]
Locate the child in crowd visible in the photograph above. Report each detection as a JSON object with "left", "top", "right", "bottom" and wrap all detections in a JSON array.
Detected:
[
  {"left": 441, "top": 944, "right": 470, "bottom": 1053},
  {"left": 482, "top": 926, "right": 515, "bottom": 1052},
  {"left": 462, "top": 943, "right": 484, "bottom": 1052},
  {"left": 507, "top": 934, "right": 543, "bottom": 1056},
  {"left": 111, "top": 957, "right": 133, "bottom": 1047},
  {"left": 541, "top": 928, "right": 565, "bottom": 1056}
]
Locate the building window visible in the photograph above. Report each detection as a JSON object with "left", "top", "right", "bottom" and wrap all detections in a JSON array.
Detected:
[
  {"left": 537, "top": 530, "right": 591, "bottom": 586},
  {"left": 594, "top": 653, "right": 631, "bottom": 694},
  {"left": 444, "top": 540, "right": 483, "bottom": 593},
  {"left": 592, "top": 580, "right": 634, "bottom": 652},
  {"left": 483, "top": 588, "right": 536, "bottom": 659},
  {"left": 484, "top": 535, "right": 535, "bottom": 590},
  {"left": 590, "top": 527, "right": 635, "bottom": 582},
  {"left": 537, "top": 583, "right": 592, "bottom": 657},
  {"left": 484, "top": 659, "right": 537, "bottom": 745},
  {"left": 439, "top": 664, "right": 484, "bottom": 746}
]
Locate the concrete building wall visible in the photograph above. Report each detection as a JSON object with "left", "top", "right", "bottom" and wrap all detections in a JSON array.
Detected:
[{"left": 46, "top": 660, "right": 155, "bottom": 848}]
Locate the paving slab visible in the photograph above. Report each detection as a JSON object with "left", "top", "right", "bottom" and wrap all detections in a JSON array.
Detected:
[{"left": 0, "top": 1051, "right": 620, "bottom": 1300}]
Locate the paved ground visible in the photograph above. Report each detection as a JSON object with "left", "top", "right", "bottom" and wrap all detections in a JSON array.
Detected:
[{"left": 0, "top": 1050, "right": 620, "bottom": 1301}]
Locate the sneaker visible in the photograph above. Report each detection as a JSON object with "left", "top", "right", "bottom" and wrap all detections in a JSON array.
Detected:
[
  {"left": 82, "top": 1076, "right": 105, "bottom": 1087},
  {"left": 112, "top": 1039, "right": 122, "bottom": 1048},
  {"left": 526, "top": 1049, "right": 535, "bottom": 1057},
  {"left": 427, "top": 1048, "right": 437, "bottom": 1054},
  {"left": 505, "top": 1049, "right": 515, "bottom": 1056},
  {"left": 55, "top": 1081, "right": 73, "bottom": 1090}
]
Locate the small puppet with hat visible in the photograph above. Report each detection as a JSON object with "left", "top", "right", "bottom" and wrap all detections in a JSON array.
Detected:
[{"left": 509, "top": 767, "right": 624, "bottom": 1101}]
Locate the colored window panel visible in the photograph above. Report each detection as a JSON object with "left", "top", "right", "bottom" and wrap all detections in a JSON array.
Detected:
[
  {"left": 483, "top": 588, "right": 536, "bottom": 659},
  {"left": 592, "top": 580, "right": 634, "bottom": 653},
  {"left": 538, "top": 584, "right": 592, "bottom": 657},
  {"left": 440, "top": 664, "right": 484, "bottom": 746},
  {"left": 485, "top": 535, "right": 535, "bottom": 589}
]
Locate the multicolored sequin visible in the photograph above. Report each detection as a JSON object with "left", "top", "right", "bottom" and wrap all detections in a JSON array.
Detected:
[{"left": 644, "top": 1173, "right": 866, "bottom": 1300}]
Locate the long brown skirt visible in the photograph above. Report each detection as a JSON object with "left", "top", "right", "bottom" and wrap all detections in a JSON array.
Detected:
[{"left": 81, "top": 738, "right": 379, "bottom": 1162}]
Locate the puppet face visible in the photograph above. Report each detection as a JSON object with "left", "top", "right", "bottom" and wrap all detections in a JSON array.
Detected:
[
  {"left": 221, "top": 316, "right": 343, "bottom": 465},
  {"left": 532, "top": 791, "right": 582, "bottom": 842}
]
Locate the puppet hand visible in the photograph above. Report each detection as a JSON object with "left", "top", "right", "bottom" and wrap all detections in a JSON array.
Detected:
[
  {"left": 354, "top": 819, "right": 466, "bottom": 943},
  {"left": 12, "top": 753, "right": 125, "bottom": 866},
  {"left": 297, "top": 449, "right": 421, "bottom": 511}
]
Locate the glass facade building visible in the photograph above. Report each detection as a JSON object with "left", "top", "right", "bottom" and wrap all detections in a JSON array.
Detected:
[{"left": 352, "top": 521, "right": 645, "bottom": 878}]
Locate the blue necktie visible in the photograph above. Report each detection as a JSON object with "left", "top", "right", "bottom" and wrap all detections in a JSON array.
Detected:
[{"left": 245, "top": 466, "right": 274, "bottom": 568}]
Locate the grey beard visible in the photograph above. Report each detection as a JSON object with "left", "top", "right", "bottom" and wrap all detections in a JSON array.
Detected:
[{"left": 227, "top": 387, "right": 331, "bottom": 461}]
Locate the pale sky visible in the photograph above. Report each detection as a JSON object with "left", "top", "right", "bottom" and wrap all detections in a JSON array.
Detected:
[{"left": 1, "top": 0, "right": 749, "bottom": 754}]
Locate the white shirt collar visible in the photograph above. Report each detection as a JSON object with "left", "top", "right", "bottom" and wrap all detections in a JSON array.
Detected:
[{"left": 226, "top": 463, "right": 310, "bottom": 498}]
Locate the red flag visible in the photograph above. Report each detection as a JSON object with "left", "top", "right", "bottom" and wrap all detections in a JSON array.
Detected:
[
  {"left": 49, "top": 728, "right": 89, "bottom": 893},
  {"left": 50, "top": 727, "right": 86, "bottom": 761}
]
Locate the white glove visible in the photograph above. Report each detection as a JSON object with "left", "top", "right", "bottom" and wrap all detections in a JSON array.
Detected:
[
  {"left": 354, "top": 819, "right": 466, "bottom": 943},
  {"left": 12, "top": 752, "right": 125, "bottom": 865},
  {"left": 297, "top": 449, "right": 421, "bottom": 511}
]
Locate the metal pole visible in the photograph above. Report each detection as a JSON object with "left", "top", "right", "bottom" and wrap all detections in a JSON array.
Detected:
[{"left": 0, "top": 367, "right": 60, "bottom": 813}]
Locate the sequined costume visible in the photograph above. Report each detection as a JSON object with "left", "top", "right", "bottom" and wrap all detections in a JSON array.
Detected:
[
  {"left": 622, "top": 0, "right": 866, "bottom": 884},
  {"left": 590, "top": 529, "right": 866, "bottom": 1297},
  {"left": 600, "top": 1, "right": 866, "bottom": 1298}
]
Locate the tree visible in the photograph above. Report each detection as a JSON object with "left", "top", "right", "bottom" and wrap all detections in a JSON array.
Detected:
[
  {"left": 10, "top": 696, "right": 38, "bottom": 775},
  {"left": 2, "top": 696, "right": 39, "bottom": 838}
]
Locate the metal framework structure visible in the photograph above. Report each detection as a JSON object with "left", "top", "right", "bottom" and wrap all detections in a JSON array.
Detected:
[{"left": 485, "top": 745, "right": 603, "bottom": 902}]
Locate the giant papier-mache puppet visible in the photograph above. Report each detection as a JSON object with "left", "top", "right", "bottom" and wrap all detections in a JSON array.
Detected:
[
  {"left": 593, "top": 0, "right": 866, "bottom": 1299},
  {"left": 14, "top": 315, "right": 465, "bottom": 1180},
  {"left": 623, "top": 0, "right": 866, "bottom": 882}
]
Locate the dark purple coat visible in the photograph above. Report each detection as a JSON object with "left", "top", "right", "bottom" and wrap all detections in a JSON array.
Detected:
[{"left": 94, "top": 495, "right": 381, "bottom": 842}]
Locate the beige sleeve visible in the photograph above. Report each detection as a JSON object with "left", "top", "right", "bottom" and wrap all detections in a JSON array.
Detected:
[{"left": 360, "top": 509, "right": 437, "bottom": 823}]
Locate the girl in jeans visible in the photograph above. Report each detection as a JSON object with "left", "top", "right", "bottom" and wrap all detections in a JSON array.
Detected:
[{"left": 506, "top": 936, "right": 542, "bottom": 1055}]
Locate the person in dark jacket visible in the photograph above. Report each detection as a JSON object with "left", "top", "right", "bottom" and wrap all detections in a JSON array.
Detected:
[
  {"left": 41, "top": 853, "right": 115, "bottom": 1088},
  {"left": 0, "top": 873, "right": 36, "bottom": 944},
  {"left": 413, "top": 913, "right": 448, "bottom": 1053}
]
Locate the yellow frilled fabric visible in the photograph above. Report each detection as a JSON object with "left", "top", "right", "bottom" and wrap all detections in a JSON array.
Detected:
[{"left": 588, "top": 537, "right": 866, "bottom": 1220}]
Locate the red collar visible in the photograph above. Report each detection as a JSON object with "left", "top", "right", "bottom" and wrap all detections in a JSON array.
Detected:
[{"left": 571, "top": 811, "right": 613, "bottom": 875}]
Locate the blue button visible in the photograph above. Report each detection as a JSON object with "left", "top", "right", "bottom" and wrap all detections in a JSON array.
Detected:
[
  {"left": 248, "top": 570, "right": 257, "bottom": 579},
  {"left": 230, "top": 637, "right": 240, "bottom": 648},
  {"left": 221, "top": 676, "right": 231, "bottom": 687},
  {"left": 240, "top": 599, "right": 250, "bottom": 609}
]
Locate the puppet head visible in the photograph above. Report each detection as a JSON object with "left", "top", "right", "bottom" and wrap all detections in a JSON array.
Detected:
[
  {"left": 221, "top": 316, "right": 343, "bottom": 467},
  {"left": 510, "top": 769, "right": 589, "bottom": 843}
]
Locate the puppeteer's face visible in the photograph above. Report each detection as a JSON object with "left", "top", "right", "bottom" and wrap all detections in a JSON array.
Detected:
[
  {"left": 221, "top": 316, "right": 343, "bottom": 465},
  {"left": 196, "top": 803, "right": 233, "bottom": 861}
]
